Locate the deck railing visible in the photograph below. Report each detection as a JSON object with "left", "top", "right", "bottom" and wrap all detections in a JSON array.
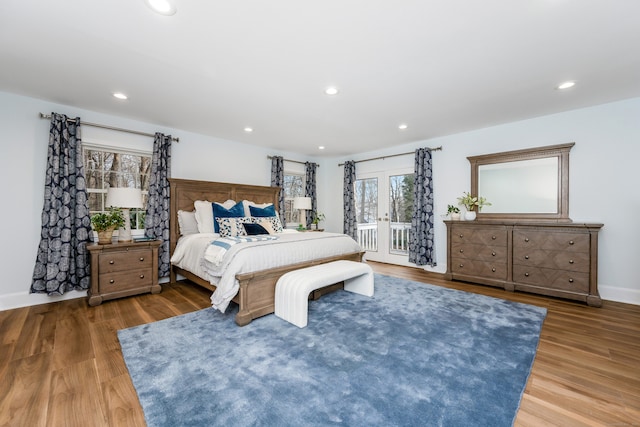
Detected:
[{"left": 357, "top": 222, "right": 411, "bottom": 254}]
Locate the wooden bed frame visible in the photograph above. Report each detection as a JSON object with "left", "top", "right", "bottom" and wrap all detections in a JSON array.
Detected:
[{"left": 169, "top": 178, "right": 364, "bottom": 326}]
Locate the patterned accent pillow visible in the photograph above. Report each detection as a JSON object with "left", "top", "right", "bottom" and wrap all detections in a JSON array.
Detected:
[
  {"left": 216, "top": 217, "right": 253, "bottom": 237},
  {"left": 255, "top": 216, "right": 283, "bottom": 233}
]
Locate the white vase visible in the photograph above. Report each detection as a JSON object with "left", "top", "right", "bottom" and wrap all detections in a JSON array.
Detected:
[{"left": 464, "top": 211, "right": 476, "bottom": 221}]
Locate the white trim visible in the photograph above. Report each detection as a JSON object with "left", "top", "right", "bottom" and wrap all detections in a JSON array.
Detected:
[
  {"left": 82, "top": 140, "right": 152, "bottom": 157},
  {"left": 598, "top": 284, "right": 640, "bottom": 306}
]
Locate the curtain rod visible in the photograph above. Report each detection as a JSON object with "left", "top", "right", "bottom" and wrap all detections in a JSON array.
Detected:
[
  {"left": 39, "top": 113, "right": 180, "bottom": 143},
  {"left": 267, "top": 155, "right": 320, "bottom": 168},
  {"left": 338, "top": 146, "right": 442, "bottom": 166}
]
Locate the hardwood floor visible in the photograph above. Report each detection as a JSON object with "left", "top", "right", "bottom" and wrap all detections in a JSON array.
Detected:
[{"left": 1, "top": 262, "right": 638, "bottom": 426}]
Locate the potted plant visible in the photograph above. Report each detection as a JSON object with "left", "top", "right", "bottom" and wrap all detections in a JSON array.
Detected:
[
  {"left": 447, "top": 205, "right": 461, "bottom": 220},
  {"left": 457, "top": 192, "right": 491, "bottom": 220},
  {"left": 311, "top": 212, "right": 325, "bottom": 230},
  {"left": 91, "top": 207, "right": 125, "bottom": 244}
]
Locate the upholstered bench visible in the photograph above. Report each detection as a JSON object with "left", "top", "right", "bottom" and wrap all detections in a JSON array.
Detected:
[{"left": 274, "top": 260, "right": 374, "bottom": 328}]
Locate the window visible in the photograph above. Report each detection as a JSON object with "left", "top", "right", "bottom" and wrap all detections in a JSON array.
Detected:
[
  {"left": 282, "top": 172, "right": 305, "bottom": 226},
  {"left": 83, "top": 145, "right": 151, "bottom": 231}
]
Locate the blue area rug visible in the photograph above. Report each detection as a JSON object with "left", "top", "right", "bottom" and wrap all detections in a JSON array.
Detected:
[{"left": 118, "top": 274, "right": 546, "bottom": 427}]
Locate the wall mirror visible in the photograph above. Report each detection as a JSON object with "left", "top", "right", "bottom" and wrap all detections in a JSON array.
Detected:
[{"left": 468, "top": 143, "right": 574, "bottom": 221}]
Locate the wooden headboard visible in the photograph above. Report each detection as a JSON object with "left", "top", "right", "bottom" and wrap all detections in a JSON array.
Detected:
[{"left": 168, "top": 178, "right": 280, "bottom": 264}]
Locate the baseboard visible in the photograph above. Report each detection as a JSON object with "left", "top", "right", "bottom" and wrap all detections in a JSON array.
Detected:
[
  {"left": 0, "top": 277, "right": 172, "bottom": 312},
  {"left": 598, "top": 284, "right": 640, "bottom": 306}
]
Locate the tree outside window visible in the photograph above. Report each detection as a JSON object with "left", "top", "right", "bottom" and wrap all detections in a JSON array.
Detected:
[{"left": 283, "top": 173, "right": 305, "bottom": 226}]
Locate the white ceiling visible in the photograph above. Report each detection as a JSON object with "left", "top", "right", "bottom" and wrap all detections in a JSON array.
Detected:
[{"left": 1, "top": 1, "right": 639, "bottom": 157}]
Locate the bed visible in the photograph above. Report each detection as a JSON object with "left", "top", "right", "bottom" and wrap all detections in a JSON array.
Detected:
[{"left": 168, "top": 178, "right": 364, "bottom": 326}]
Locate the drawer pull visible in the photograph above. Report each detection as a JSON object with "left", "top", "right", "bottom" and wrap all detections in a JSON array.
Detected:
[
  {"left": 492, "top": 235, "right": 496, "bottom": 240},
  {"left": 139, "top": 257, "right": 145, "bottom": 262},
  {"left": 459, "top": 234, "right": 464, "bottom": 238},
  {"left": 569, "top": 259, "right": 574, "bottom": 264},
  {"left": 524, "top": 272, "right": 529, "bottom": 277},
  {"left": 569, "top": 240, "right": 574, "bottom": 245},
  {"left": 139, "top": 274, "right": 145, "bottom": 279},
  {"left": 459, "top": 249, "right": 464, "bottom": 253},
  {"left": 109, "top": 279, "right": 114, "bottom": 284},
  {"left": 569, "top": 278, "right": 574, "bottom": 283},
  {"left": 524, "top": 238, "right": 529, "bottom": 242},
  {"left": 525, "top": 255, "right": 529, "bottom": 260},
  {"left": 109, "top": 260, "right": 114, "bottom": 264},
  {"left": 492, "top": 267, "right": 496, "bottom": 272},
  {"left": 459, "top": 264, "right": 464, "bottom": 268},
  {"left": 492, "top": 252, "right": 496, "bottom": 256}
]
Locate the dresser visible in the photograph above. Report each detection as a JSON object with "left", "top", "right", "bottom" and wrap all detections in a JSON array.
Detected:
[
  {"left": 444, "top": 220, "right": 603, "bottom": 306},
  {"left": 87, "top": 240, "right": 162, "bottom": 306}
]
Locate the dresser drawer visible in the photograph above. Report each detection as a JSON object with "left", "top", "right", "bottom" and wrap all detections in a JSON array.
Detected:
[
  {"left": 512, "top": 265, "right": 589, "bottom": 293},
  {"left": 99, "top": 268, "right": 153, "bottom": 292},
  {"left": 99, "top": 249, "right": 152, "bottom": 273},
  {"left": 512, "top": 230, "right": 589, "bottom": 252},
  {"left": 452, "top": 242, "right": 508, "bottom": 262},
  {"left": 450, "top": 226, "right": 507, "bottom": 246},
  {"left": 512, "top": 248, "right": 590, "bottom": 273},
  {"left": 451, "top": 257, "right": 507, "bottom": 280}
]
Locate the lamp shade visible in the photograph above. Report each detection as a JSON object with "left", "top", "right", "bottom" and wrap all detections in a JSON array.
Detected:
[
  {"left": 106, "top": 187, "right": 143, "bottom": 209},
  {"left": 293, "top": 196, "right": 312, "bottom": 210}
]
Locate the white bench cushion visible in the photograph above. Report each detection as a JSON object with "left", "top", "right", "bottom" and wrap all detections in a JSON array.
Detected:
[{"left": 275, "top": 260, "right": 374, "bottom": 328}]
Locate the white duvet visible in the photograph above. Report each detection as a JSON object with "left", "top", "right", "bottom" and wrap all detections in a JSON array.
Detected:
[{"left": 170, "top": 231, "right": 362, "bottom": 312}]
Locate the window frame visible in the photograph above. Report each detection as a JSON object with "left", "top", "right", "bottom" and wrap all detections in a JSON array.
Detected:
[{"left": 282, "top": 170, "right": 306, "bottom": 228}]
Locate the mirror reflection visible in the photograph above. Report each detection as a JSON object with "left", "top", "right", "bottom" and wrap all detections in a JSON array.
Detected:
[{"left": 479, "top": 157, "right": 558, "bottom": 214}]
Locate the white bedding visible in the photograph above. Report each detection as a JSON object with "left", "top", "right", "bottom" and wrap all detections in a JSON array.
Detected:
[{"left": 170, "top": 231, "right": 363, "bottom": 312}]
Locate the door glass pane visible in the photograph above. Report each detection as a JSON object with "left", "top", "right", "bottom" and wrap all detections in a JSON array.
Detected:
[
  {"left": 389, "top": 174, "right": 414, "bottom": 254},
  {"left": 355, "top": 178, "right": 378, "bottom": 251}
]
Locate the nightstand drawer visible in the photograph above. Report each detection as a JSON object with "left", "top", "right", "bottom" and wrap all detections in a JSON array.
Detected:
[
  {"left": 99, "top": 268, "right": 153, "bottom": 292},
  {"left": 98, "top": 249, "right": 152, "bottom": 273}
]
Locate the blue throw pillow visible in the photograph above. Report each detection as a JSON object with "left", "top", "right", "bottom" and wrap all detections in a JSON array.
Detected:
[
  {"left": 249, "top": 204, "right": 277, "bottom": 217},
  {"left": 243, "top": 223, "right": 270, "bottom": 236},
  {"left": 212, "top": 201, "right": 245, "bottom": 233}
]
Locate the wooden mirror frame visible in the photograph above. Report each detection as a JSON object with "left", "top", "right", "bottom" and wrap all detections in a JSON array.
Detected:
[{"left": 468, "top": 142, "right": 574, "bottom": 222}]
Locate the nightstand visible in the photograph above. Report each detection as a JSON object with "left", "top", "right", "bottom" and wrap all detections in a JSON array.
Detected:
[{"left": 87, "top": 240, "right": 162, "bottom": 306}]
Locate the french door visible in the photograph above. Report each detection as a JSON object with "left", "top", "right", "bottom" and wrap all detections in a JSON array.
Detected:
[{"left": 355, "top": 168, "right": 415, "bottom": 266}]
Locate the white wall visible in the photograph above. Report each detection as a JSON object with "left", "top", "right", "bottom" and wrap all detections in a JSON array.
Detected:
[
  {"left": 327, "top": 97, "right": 640, "bottom": 305},
  {"left": 1, "top": 91, "right": 638, "bottom": 309}
]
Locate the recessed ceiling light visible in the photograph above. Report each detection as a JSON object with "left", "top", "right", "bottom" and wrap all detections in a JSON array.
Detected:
[
  {"left": 398, "top": 123, "right": 408, "bottom": 130},
  {"left": 244, "top": 127, "right": 253, "bottom": 133},
  {"left": 557, "top": 81, "right": 576, "bottom": 90},
  {"left": 318, "top": 146, "right": 325, "bottom": 150},
  {"left": 113, "top": 92, "right": 128, "bottom": 100},
  {"left": 325, "top": 87, "right": 339, "bottom": 96},
  {"left": 145, "top": 0, "right": 177, "bottom": 16}
]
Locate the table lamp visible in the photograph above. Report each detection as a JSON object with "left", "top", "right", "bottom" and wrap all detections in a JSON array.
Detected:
[
  {"left": 106, "top": 187, "right": 143, "bottom": 242},
  {"left": 293, "top": 196, "right": 312, "bottom": 228}
]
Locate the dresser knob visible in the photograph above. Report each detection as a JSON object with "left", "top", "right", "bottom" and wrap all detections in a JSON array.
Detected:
[
  {"left": 524, "top": 238, "right": 529, "bottom": 242},
  {"left": 525, "top": 255, "right": 529, "bottom": 260},
  {"left": 524, "top": 272, "right": 529, "bottom": 277},
  {"left": 459, "top": 249, "right": 464, "bottom": 253},
  {"left": 569, "top": 278, "right": 574, "bottom": 283},
  {"left": 569, "top": 259, "right": 574, "bottom": 264},
  {"left": 459, "top": 264, "right": 464, "bottom": 268},
  {"left": 569, "top": 240, "right": 574, "bottom": 245},
  {"left": 492, "top": 252, "right": 496, "bottom": 256},
  {"left": 109, "top": 279, "right": 114, "bottom": 284},
  {"left": 109, "top": 260, "right": 114, "bottom": 264},
  {"left": 492, "top": 268, "right": 496, "bottom": 272},
  {"left": 492, "top": 235, "right": 496, "bottom": 240},
  {"left": 459, "top": 234, "right": 464, "bottom": 238},
  {"left": 139, "top": 274, "right": 145, "bottom": 279},
  {"left": 139, "top": 257, "right": 145, "bottom": 261}
]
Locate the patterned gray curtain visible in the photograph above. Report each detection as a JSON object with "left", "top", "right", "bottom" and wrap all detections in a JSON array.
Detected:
[
  {"left": 270, "top": 156, "right": 286, "bottom": 220},
  {"left": 304, "top": 162, "right": 317, "bottom": 227},
  {"left": 343, "top": 161, "right": 357, "bottom": 240},
  {"left": 31, "top": 113, "right": 92, "bottom": 295},
  {"left": 145, "top": 133, "right": 172, "bottom": 277},
  {"left": 408, "top": 148, "right": 436, "bottom": 267}
]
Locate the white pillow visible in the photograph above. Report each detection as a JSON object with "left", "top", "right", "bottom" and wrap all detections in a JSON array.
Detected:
[
  {"left": 242, "top": 200, "right": 274, "bottom": 218},
  {"left": 194, "top": 199, "right": 236, "bottom": 233},
  {"left": 216, "top": 217, "right": 253, "bottom": 237},
  {"left": 177, "top": 210, "right": 199, "bottom": 235}
]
